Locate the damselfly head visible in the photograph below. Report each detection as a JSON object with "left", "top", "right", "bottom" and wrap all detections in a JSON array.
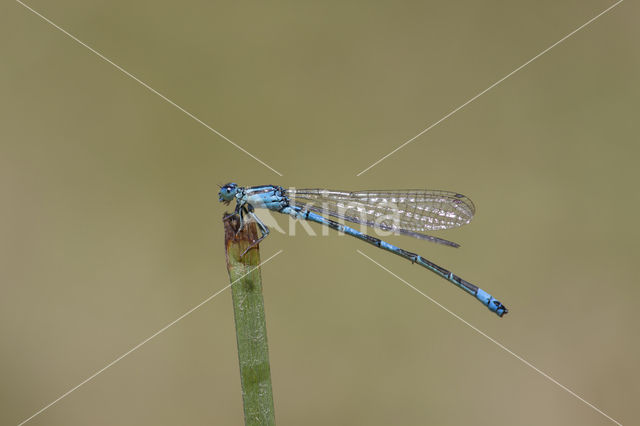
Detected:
[{"left": 218, "top": 182, "right": 238, "bottom": 204}]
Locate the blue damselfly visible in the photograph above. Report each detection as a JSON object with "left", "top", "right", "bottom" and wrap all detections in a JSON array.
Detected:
[{"left": 219, "top": 183, "right": 507, "bottom": 317}]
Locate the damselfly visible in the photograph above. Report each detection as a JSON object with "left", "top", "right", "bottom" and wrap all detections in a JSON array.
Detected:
[{"left": 219, "top": 183, "right": 507, "bottom": 317}]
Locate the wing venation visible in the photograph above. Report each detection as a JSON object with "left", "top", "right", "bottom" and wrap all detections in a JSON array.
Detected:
[{"left": 286, "top": 189, "right": 475, "bottom": 243}]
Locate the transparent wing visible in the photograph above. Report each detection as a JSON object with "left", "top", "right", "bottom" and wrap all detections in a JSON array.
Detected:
[{"left": 286, "top": 189, "right": 475, "bottom": 247}]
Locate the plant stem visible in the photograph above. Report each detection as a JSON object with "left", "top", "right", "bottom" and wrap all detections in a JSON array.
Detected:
[{"left": 224, "top": 215, "right": 276, "bottom": 426}]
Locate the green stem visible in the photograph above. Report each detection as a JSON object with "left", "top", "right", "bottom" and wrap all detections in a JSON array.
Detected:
[{"left": 224, "top": 215, "right": 276, "bottom": 426}]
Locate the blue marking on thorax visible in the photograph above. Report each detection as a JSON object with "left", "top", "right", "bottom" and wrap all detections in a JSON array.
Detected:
[{"left": 245, "top": 186, "right": 288, "bottom": 211}]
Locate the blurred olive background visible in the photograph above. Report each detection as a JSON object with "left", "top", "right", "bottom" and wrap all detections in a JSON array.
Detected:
[{"left": 2, "top": 1, "right": 638, "bottom": 425}]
